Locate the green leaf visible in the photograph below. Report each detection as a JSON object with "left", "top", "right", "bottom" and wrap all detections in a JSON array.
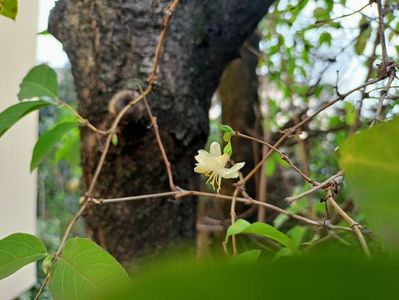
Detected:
[
  {"left": 54, "top": 127, "right": 80, "bottom": 168},
  {"left": 0, "top": 233, "right": 47, "bottom": 280},
  {"left": 31, "top": 122, "right": 78, "bottom": 171},
  {"left": 225, "top": 219, "right": 294, "bottom": 250},
  {"left": 49, "top": 238, "right": 129, "bottom": 300},
  {"left": 218, "top": 124, "right": 234, "bottom": 134},
  {"left": 0, "top": 0, "right": 18, "bottom": 20},
  {"left": 223, "top": 141, "right": 232, "bottom": 156},
  {"left": 354, "top": 26, "right": 371, "bottom": 55},
  {"left": 318, "top": 31, "right": 332, "bottom": 46},
  {"left": 18, "top": 64, "right": 58, "bottom": 101},
  {"left": 112, "top": 133, "right": 119, "bottom": 146},
  {"left": 231, "top": 249, "right": 261, "bottom": 264},
  {"left": 0, "top": 100, "right": 51, "bottom": 138},
  {"left": 339, "top": 118, "right": 399, "bottom": 252}
]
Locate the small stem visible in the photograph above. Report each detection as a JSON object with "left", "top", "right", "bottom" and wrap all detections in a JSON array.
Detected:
[
  {"left": 286, "top": 171, "right": 344, "bottom": 203},
  {"left": 326, "top": 191, "right": 371, "bottom": 259},
  {"left": 100, "top": 189, "right": 354, "bottom": 232},
  {"left": 58, "top": 100, "right": 107, "bottom": 135},
  {"left": 371, "top": 72, "right": 395, "bottom": 126},
  {"left": 230, "top": 188, "right": 239, "bottom": 256},
  {"left": 376, "top": 0, "right": 388, "bottom": 67},
  {"left": 55, "top": 201, "right": 90, "bottom": 258},
  {"left": 236, "top": 131, "right": 319, "bottom": 186},
  {"left": 140, "top": 84, "right": 176, "bottom": 191},
  {"left": 33, "top": 274, "right": 50, "bottom": 300}
]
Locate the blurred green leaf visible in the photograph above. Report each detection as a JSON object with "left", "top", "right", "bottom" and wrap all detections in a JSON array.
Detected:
[
  {"left": 0, "top": 233, "right": 47, "bottom": 280},
  {"left": 318, "top": 31, "right": 332, "bottom": 46},
  {"left": 0, "top": 100, "right": 51, "bottom": 138},
  {"left": 354, "top": 26, "right": 371, "bottom": 55},
  {"left": 218, "top": 124, "right": 234, "bottom": 134},
  {"left": 18, "top": 64, "right": 58, "bottom": 101},
  {"left": 106, "top": 256, "right": 399, "bottom": 300},
  {"left": 226, "top": 219, "right": 294, "bottom": 250},
  {"left": 31, "top": 121, "right": 78, "bottom": 171},
  {"left": 339, "top": 118, "right": 399, "bottom": 252},
  {"left": 54, "top": 127, "right": 80, "bottom": 168},
  {"left": 231, "top": 249, "right": 261, "bottom": 264},
  {"left": 0, "top": 0, "right": 18, "bottom": 20},
  {"left": 49, "top": 238, "right": 129, "bottom": 300},
  {"left": 112, "top": 133, "right": 119, "bottom": 146}
]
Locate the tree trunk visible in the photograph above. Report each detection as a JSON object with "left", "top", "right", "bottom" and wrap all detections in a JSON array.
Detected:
[{"left": 49, "top": 0, "right": 274, "bottom": 265}]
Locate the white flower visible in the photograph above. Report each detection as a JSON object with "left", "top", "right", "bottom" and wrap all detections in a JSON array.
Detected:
[{"left": 194, "top": 141, "right": 245, "bottom": 192}]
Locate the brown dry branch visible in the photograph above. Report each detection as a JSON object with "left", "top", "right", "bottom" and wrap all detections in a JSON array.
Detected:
[
  {"left": 139, "top": 83, "right": 176, "bottom": 191},
  {"left": 57, "top": 100, "right": 107, "bottom": 135},
  {"left": 376, "top": 0, "right": 389, "bottom": 68},
  {"left": 371, "top": 71, "right": 396, "bottom": 125},
  {"left": 315, "top": 2, "right": 373, "bottom": 25},
  {"left": 325, "top": 189, "right": 371, "bottom": 259},
  {"left": 235, "top": 131, "right": 319, "bottom": 186},
  {"left": 285, "top": 171, "right": 344, "bottom": 204},
  {"left": 98, "top": 189, "right": 353, "bottom": 233}
]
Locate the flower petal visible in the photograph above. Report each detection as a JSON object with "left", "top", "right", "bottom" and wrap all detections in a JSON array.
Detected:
[
  {"left": 209, "top": 142, "right": 222, "bottom": 157},
  {"left": 194, "top": 165, "right": 210, "bottom": 174},
  {"left": 221, "top": 162, "right": 245, "bottom": 178}
]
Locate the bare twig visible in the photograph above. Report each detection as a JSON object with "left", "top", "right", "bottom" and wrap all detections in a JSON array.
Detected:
[
  {"left": 98, "top": 189, "right": 354, "bottom": 232},
  {"left": 315, "top": 2, "right": 373, "bottom": 25},
  {"left": 140, "top": 85, "right": 176, "bottom": 191},
  {"left": 147, "top": 0, "right": 180, "bottom": 84},
  {"left": 58, "top": 100, "right": 107, "bottom": 135},
  {"left": 33, "top": 274, "right": 50, "bottom": 300},
  {"left": 376, "top": 0, "right": 388, "bottom": 67},
  {"left": 230, "top": 188, "right": 240, "bottom": 256},
  {"left": 286, "top": 171, "right": 344, "bottom": 203},
  {"left": 236, "top": 131, "right": 319, "bottom": 186},
  {"left": 326, "top": 189, "right": 371, "bottom": 259},
  {"left": 371, "top": 72, "right": 396, "bottom": 125}
]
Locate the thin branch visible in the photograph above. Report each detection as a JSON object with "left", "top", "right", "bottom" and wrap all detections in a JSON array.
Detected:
[
  {"left": 140, "top": 85, "right": 176, "bottom": 191},
  {"left": 286, "top": 171, "right": 344, "bottom": 204},
  {"left": 326, "top": 190, "right": 371, "bottom": 259},
  {"left": 236, "top": 131, "right": 319, "bottom": 186},
  {"left": 371, "top": 72, "right": 396, "bottom": 125},
  {"left": 58, "top": 100, "right": 107, "bottom": 135},
  {"left": 230, "top": 188, "right": 240, "bottom": 256},
  {"left": 98, "top": 189, "right": 353, "bottom": 232},
  {"left": 54, "top": 200, "right": 90, "bottom": 258},
  {"left": 33, "top": 274, "right": 50, "bottom": 300},
  {"left": 376, "top": 0, "right": 388, "bottom": 67},
  {"left": 147, "top": 0, "right": 180, "bottom": 84},
  {"left": 315, "top": 2, "right": 373, "bottom": 25}
]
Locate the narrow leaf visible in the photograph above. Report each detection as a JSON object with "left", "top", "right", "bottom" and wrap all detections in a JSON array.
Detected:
[
  {"left": 30, "top": 121, "right": 78, "bottom": 171},
  {"left": 49, "top": 238, "right": 129, "bottom": 300},
  {"left": 0, "top": 233, "right": 47, "bottom": 280},
  {"left": 0, "top": 0, "right": 18, "bottom": 20},
  {"left": 18, "top": 64, "right": 58, "bottom": 101},
  {"left": 0, "top": 100, "right": 51, "bottom": 138}
]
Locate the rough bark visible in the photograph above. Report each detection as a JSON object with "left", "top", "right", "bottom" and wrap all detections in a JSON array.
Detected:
[{"left": 49, "top": 0, "right": 274, "bottom": 265}]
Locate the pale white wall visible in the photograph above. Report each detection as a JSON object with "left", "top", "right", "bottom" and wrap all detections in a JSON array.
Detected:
[{"left": 0, "top": 1, "right": 39, "bottom": 299}]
